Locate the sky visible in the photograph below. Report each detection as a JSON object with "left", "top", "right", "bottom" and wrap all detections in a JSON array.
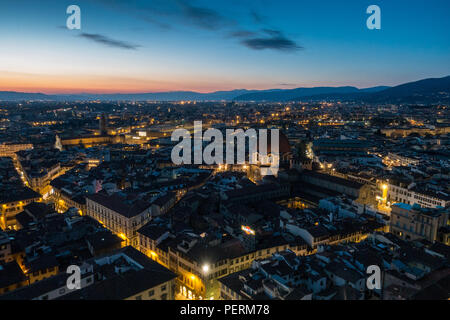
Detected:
[{"left": 0, "top": 0, "right": 449, "bottom": 94}]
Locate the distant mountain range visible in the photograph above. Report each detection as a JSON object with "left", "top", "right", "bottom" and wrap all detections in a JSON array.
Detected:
[
  {"left": 0, "top": 89, "right": 259, "bottom": 102},
  {"left": 232, "top": 85, "right": 391, "bottom": 101},
  {"left": 0, "top": 91, "right": 53, "bottom": 101},
  {"left": 0, "top": 75, "right": 449, "bottom": 103}
]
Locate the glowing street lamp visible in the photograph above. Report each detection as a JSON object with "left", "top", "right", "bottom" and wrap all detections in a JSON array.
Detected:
[
  {"left": 241, "top": 225, "right": 255, "bottom": 235},
  {"left": 202, "top": 264, "right": 209, "bottom": 274},
  {"left": 118, "top": 233, "right": 127, "bottom": 241},
  {"left": 380, "top": 184, "right": 389, "bottom": 206}
]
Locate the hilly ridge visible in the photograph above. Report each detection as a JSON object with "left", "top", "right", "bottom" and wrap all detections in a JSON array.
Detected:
[
  {"left": 233, "top": 86, "right": 389, "bottom": 101},
  {"left": 0, "top": 75, "right": 448, "bottom": 103}
]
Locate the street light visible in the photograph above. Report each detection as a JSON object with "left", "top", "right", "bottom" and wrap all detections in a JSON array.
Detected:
[{"left": 202, "top": 264, "right": 209, "bottom": 273}]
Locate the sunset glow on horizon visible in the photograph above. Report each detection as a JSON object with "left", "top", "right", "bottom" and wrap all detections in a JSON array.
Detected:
[{"left": 0, "top": 70, "right": 302, "bottom": 94}]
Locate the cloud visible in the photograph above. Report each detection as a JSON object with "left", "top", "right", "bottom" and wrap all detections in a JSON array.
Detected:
[
  {"left": 230, "top": 29, "right": 302, "bottom": 52},
  {"left": 262, "top": 29, "right": 282, "bottom": 37},
  {"left": 176, "top": 0, "right": 234, "bottom": 30},
  {"left": 92, "top": 0, "right": 302, "bottom": 53},
  {"left": 241, "top": 30, "right": 303, "bottom": 52},
  {"left": 228, "top": 30, "right": 258, "bottom": 38},
  {"left": 78, "top": 33, "right": 141, "bottom": 50},
  {"left": 94, "top": 0, "right": 235, "bottom": 32}
]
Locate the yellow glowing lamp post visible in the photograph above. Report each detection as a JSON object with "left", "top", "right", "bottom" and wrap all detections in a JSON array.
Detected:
[
  {"left": 382, "top": 184, "right": 388, "bottom": 202},
  {"left": 149, "top": 250, "right": 158, "bottom": 261},
  {"left": 118, "top": 233, "right": 128, "bottom": 244}
]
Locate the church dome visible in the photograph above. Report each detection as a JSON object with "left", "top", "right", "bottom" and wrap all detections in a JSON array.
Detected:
[{"left": 258, "top": 130, "right": 291, "bottom": 154}]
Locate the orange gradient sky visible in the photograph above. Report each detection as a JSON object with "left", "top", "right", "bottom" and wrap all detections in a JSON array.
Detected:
[{"left": 0, "top": 71, "right": 282, "bottom": 94}]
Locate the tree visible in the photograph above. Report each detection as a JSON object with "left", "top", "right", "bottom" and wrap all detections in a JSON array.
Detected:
[{"left": 295, "top": 141, "right": 309, "bottom": 162}]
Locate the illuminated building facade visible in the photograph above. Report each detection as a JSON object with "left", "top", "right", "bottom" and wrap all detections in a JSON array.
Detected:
[
  {"left": 0, "top": 143, "right": 33, "bottom": 158},
  {"left": 0, "top": 188, "right": 41, "bottom": 230},
  {"left": 137, "top": 227, "right": 309, "bottom": 300},
  {"left": 387, "top": 182, "right": 450, "bottom": 209},
  {"left": 381, "top": 126, "right": 450, "bottom": 138},
  {"left": 390, "top": 203, "right": 449, "bottom": 242},
  {"left": 86, "top": 193, "right": 152, "bottom": 247}
]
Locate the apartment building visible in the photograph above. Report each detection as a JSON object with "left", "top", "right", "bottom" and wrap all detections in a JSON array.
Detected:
[
  {"left": 0, "top": 143, "right": 33, "bottom": 158},
  {"left": 390, "top": 203, "right": 449, "bottom": 242},
  {"left": 137, "top": 226, "right": 308, "bottom": 300},
  {"left": 300, "top": 170, "right": 364, "bottom": 200},
  {"left": 0, "top": 261, "right": 28, "bottom": 295},
  {"left": 387, "top": 182, "right": 450, "bottom": 209},
  {"left": 86, "top": 192, "right": 152, "bottom": 247},
  {"left": 0, "top": 246, "right": 177, "bottom": 300},
  {"left": 0, "top": 232, "right": 13, "bottom": 263},
  {"left": 385, "top": 152, "right": 420, "bottom": 167},
  {"left": 0, "top": 187, "right": 41, "bottom": 230}
]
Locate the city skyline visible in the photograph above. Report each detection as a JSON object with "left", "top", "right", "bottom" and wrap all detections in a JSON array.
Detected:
[
  {"left": 1, "top": 0, "right": 449, "bottom": 94},
  {"left": 0, "top": 0, "right": 449, "bottom": 305}
]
